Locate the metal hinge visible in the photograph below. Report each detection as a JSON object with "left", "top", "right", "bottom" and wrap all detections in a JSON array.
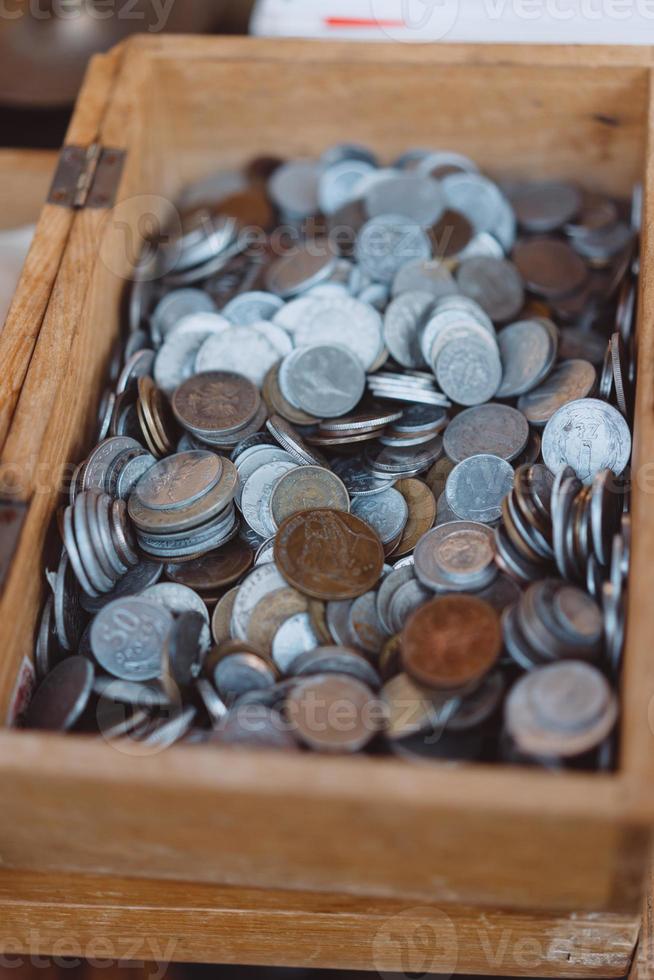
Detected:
[{"left": 48, "top": 143, "right": 126, "bottom": 210}]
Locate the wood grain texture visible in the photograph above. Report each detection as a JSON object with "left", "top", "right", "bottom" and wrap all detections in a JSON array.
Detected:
[
  {"left": 0, "top": 46, "right": 124, "bottom": 456},
  {"left": 0, "top": 38, "right": 651, "bottom": 923},
  {"left": 629, "top": 849, "right": 653, "bottom": 978},
  {"left": 0, "top": 868, "right": 640, "bottom": 977},
  {"left": 0, "top": 150, "right": 57, "bottom": 230}
]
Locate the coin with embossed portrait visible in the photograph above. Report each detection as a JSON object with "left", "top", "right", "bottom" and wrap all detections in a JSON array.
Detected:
[{"left": 270, "top": 465, "right": 350, "bottom": 529}]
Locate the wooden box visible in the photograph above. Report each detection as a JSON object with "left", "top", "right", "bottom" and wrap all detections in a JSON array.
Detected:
[{"left": 0, "top": 37, "right": 652, "bottom": 977}]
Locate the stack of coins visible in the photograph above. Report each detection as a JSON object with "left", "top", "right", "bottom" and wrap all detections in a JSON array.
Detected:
[{"left": 23, "top": 145, "right": 638, "bottom": 770}]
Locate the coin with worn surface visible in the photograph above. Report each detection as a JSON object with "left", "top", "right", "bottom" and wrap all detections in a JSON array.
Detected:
[
  {"left": 241, "top": 460, "right": 299, "bottom": 537},
  {"left": 513, "top": 237, "right": 588, "bottom": 299},
  {"left": 435, "top": 335, "right": 502, "bottom": 406},
  {"left": 195, "top": 326, "right": 280, "bottom": 388},
  {"left": 165, "top": 611, "right": 208, "bottom": 688},
  {"left": 165, "top": 538, "right": 253, "bottom": 593},
  {"left": 275, "top": 509, "right": 385, "bottom": 601},
  {"left": 388, "top": 579, "right": 432, "bottom": 633},
  {"left": 356, "top": 214, "right": 432, "bottom": 284},
  {"left": 402, "top": 595, "right": 501, "bottom": 691},
  {"left": 351, "top": 488, "right": 409, "bottom": 547},
  {"left": 231, "top": 562, "right": 288, "bottom": 642},
  {"left": 414, "top": 521, "right": 497, "bottom": 592},
  {"left": 383, "top": 290, "right": 434, "bottom": 368},
  {"left": 505, "top": 660, "right": 618, "bottom": 758},
  {"left": 25, "top": 656, "right": 94, "bottom": 731},
  {"left": 211, "top": 703, "right": 298, "bottom": 751},
  {"left": 443, "top": 404, "right": 529, "bottom": 464},
  {"left": 172, "top": 371, "right": 260, "bottom": 438},
  {"left": 270, "top": 465, "right": 350, "bottom": 529},
  {"left": 271, "top": 611, "right": 320, "bottom": 672},
  {"left": 247, "top": 587, "right": 309, "bottom": 655},
  {"left": 211, "top": 587, "right": 239, "bottom": 645},
  {"left": 90, "top": 597, "right": 172, "bottom": 681},
  {"left": 510, "top": 181, "right": 581, "bottom": 233},
  {"left": 263, "top": 362, "right": 319, "bottom": 426},
  {"left": 456, "top": 256, "right": 524, "bottom": 323},
  {"left": 392, "top": 479, "right": 437, "bottom": 557},
  {"left": 517, "top": 360, "right": 597, "bottom": 426},
  {"left": 496, "top": 318, "right": 558, "bottom": 398},
  {"left": 214, "top": 651, "right": 276, "bottom": 705},
  {"left": 129, "top": 458, "right": 238, "bottom": 535},
  {"left": 331, "top": 456, "right": 393, "bottom": 496},
  {"left": 292, "top": 295, "right": 383, "bottom": 371},
  {"left": 134, "top": 451, "right": 222, "bottom": 511},
  {"left": 282, "top": 345, "right": 365, "bottom": 419},
  {"left": 347, "top": 593, "right": 387, "bottom": 655},
  {"left": 543, "top": 398, "right": 631, "bottom": 484},
  {"left": 446, "top": 455, "right": 514, "bottom": 524},
  {"left": 392, "top": 258, "right": 457, "bottom": 300},
  {"left": 286, "top": 673, "right": 379, "bottom": 752},
  {"left": 223, "top": 290, "right": 284, "bottom": 325}
]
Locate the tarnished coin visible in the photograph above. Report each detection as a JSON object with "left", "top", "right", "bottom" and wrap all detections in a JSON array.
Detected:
[
  {"left": 402, "top": 595, "right": 502, "bottom": 691},
  {"left": 165, "top": 538, "right": 253, "bottom": 593},
  {"left": 347, "top": 593, "right": 387, "bottom": 655},
  {"left": 414, "top": 521, "right": 497, "bottom": 592},
  {"left": 443, "top": 404, "right": 529, "bottom": 463},
  {"left": 247, "top": 587, "right": 309, "bottom": 656},
  {"left": 435, "top": 335, "right": 502, "bottom": 406},
  {"left": 270, "top": 465, "right": 349, "bottom": 529},
  {"left": 90, "top": 597, "right": 173, "bottom": 681},
  {"left": 543, "top": 398, "right": 631, "bottom": 484},
  {"left": 286, "top": 673, "right": 379, "bottom": 752},
  {"left": 211, "top": 587, "right": 239, "bottom": 645},
  {"left": 332, "top": 456, "right": 393, "bottom": 496},
  {"left": 510, "top": 181, "right": 581, "bottom": 233},
  {"left": 214, "top": 651, "right": 276, "bottom": 705},
  {"left": 351, "top": 488, "right": 409, "bottom": 547},
  {"left": 388, "top": 579, "right": 432, "bottom": 633},
  {"left": 445, "top": 455, "right": 514, "bottom": 524},
  {"left": 275, "top": 509, "right": 385, "bottom": 601},
  {"left": 382, "top": 671, "right": 448, "bottom": 741},
  {"left": 517, "top": 360, "right": 597, "bottom": 426},
  {"left": 282, "top": 345, "right": 365, "bottom": 419},
  {"left": 456, "top": 256, "right": 524, "bottom": 322},
  {"left": 129, "top": 458, "right": 238, "bottom": 534},
  {"left": 513, "top": 237, "right": 588, "bottom": 299},
  {"left": 496, "top": 318, "right": 558, "bottom": 398},
  {"left": 134, "top": 451, "right": 222, "bottom": 511},
  {"left": 211, "top": 703, "right": 298, "bottom": 751},
  {"left": 25, "top": 656, "right": 94, "bottom": 731},
  {"left": 231, "top": 562, "right": 288, "bottom": 642},
  {"left": 376, "top": 565, "right": 415, "bottom": 634},
  {"left": 392, "top": 479, "right": 437, "bottom": 557},
  {"left": 425, "top": 455, "right": 455, "bottom": 501},
  {"left": 172, "top": 371, "right": 260, "bottom": 439},
  {"left": 165, "top": 611, "right": 208, "bottom": 688}
]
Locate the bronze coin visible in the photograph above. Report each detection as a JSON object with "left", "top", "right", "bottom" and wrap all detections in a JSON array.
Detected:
[
  {"left": 173, "top": 371, "right": 260, "bottom": 437},
  {"left": 429, "top": 208, "right": 473, "bottom": 259},
  {"left": 307, "top": 599, "right": 333, "bottom": 645},
  {"left": 392, "top": 479, "right": 437, "bottom": 557},
  {"left": 401, "top": 595, "right": 502, "bottom": 691},
  {"left": 246, "top": 587, "right": 309, "bottom": 655},
  {"left": 211, "top": 587, "right": 239, "bottom": 645},
  {"left": 285, "top": 673, "right": 379, "bottom": 753},
  {"left": 165, "top": 538, "right": 254, "bottom": 593},
  {"left": 217, "top": 187, "right": 276, "bottom": 233},
  {"left": 513, "top": 237, "right": 588, "bottom": 300},
  {"left": 274, "top": 508, "right": 385, "bottom": 601},
  {"left": 424, "top": 456, "right": 455, "bottom": 501}
]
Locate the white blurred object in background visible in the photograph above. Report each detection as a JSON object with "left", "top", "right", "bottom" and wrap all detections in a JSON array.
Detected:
[
  {"left": 251, "top": 0, "right": 654, "bottom": 44},
  {"left": 0, "top": 226, "right": 34, "bottom": 331}
]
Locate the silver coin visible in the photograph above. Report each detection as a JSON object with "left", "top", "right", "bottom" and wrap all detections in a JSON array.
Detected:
[
  {"left": 388, "top": 579, "right": 432, "bottom": 633},
  {"left": 446, "top": 454, "right": 514, "bottom": 523},
  {"left": 415, "top": 150, "right": 479, "bottom": 179},
  {"left": 441, "top": 172, "right": 508, "bottom": 240},
  {"left": 284, "top": 344, "right": 365, "bottom": 418},
  {"left": 456, "top": 256, "right": 524, "bottom": 323},
  {"left": 292, "top": 295, "right": 383, "bottom": 371},
  {"left": 318, "top": 158, "right": 375, "bottom": 215},
  {"left": 543, "top": 398, "right": 631, "bottom": 484},
  {"left": 214, "top": 653, "right": 276, "bottom": 705},
  {"left": 114, "top": 452, "right": 157, "bottom": 500},
  {"left": 414, "top": 521, "right": 497, "bottom": 591},
  {"left": 517, "top": 360, "right": 597, "bottom": 426},
  {"left": 383, "top": 291, "right": 434, "bottom": 369},
  {"left": 443, "top": 404, "right": 529, "bottom": 463},
  {"left": 266, "top": 243, "right": 338, "bottom": 298},
  {"left": 231, "top": 563, "right": 288, "bottom": 641},
  {"left": 52, "top": 550, "right": 84, "bottom": 652},
  {"left": 435, "top": 335, "right": 502, "bottom": 406},
  {"left": 376, "top": 565, "right": 415, "bottom": 633},
  {"left": 326, "top": 599, "right": 354, "bottom": 646},
  {"left": 249, "top": 319, "right": 293, "bottom": 358},
  {"left": 347, "top": 592, "right": 387, "bottom": 655},
  {"left": 356, "top": 214, "right": 431, "bottom": 284},
  {"left": 331, "top": 456, "right": 393, "bottom": 496},
  {"left": 235, "top": 445, "right": 295, "bottom": 508},
  {"left": 90, "top": 597, "right": 172, "bottom": 681},
  {"left": 268, "top": 159, "right": 320, "bottom": 219},
  {"left": 195, "top": 325, "right": 281, "bottom": 387},
  {"left": 364, "top": 437, "right": 443, "bottom": 477},
  {"left": 364, "top": 172, "right": 445, "bottom": 226},
  {"left": 271, "top": 612, "right": 320, "bottom": 673},
  {"left": 266, "top": 415, "right": 324, "bottom": 466},
  {"left": 80, "top": 560, "right": 163, "bottom": 614},
  {"left": 26, "top": 656, "right": 95, "bottom": 732},
  {"left": 82, "top": 436, "right": 143, "bottom": 494},
  {"left": 496, "top": 318, "right": 558, "bottom": 398},
  {"left": 510, "top": 180, "right": 581, "bottom": 233},
  {"left": 222, "top": 291, "right": 284, "bottom": 325},
  {"left": 291, "top": 645, "right": 381, "bottom": 689},
  {"left": 241, "top": 460, "right": 299, "bottom": 537},
  {"left": 142, "top": 583, "right": 210, "bottom": 624},
  {"left": 134, "top": 451, "right": 222, "bottom": 512},
  {"left": 420, "top": 306, "right": 494, "bottom": 367},
  {"left": 150, "top": 288, "right": 216, "bottom": 342},
  {"left": 153, "top": 314, "right": 231, "bottom": 393},
  {"left": 351, "top": 488, "right": 409, "bottom": 546},
  {"left": 392, "top": 258, "right": 458, "bottom": 300}
]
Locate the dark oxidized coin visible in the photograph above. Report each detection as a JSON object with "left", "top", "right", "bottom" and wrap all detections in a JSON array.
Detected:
[{"left": 25, "top": 656, "right": 94, "bottom": 731}]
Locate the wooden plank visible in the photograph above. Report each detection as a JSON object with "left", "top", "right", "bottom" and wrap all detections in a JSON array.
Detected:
[
  {"left": 0, "top": 150, "right": 58, "bottom": 230},
  {"left": 0, "top": 46, "right": 124, "bottom": 456},
  {"left": 0, "top": 730, "right": 645, "bottom": 914},
  {"left": 629, "top": 849, "right": 653, "bottom": 978},
  {"left": 0, "top": 868, "right": 640, "bottom": 978}
]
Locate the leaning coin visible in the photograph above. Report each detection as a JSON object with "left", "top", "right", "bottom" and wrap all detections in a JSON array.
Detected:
[
  {"left": 211, "top": 587, "right": 239, "bottom": 645},
  {"left": 388, "top": 579, "right": 432, "bottom": 633},
  {"left": 275, "top": 509, "right": 385, "bottom": 601},
  {"left": 402, "top": 595, "right": 502, "bottom": 691},
  {"left": 270, "top": 465, "right": 350, "bottom": 529},
  {"left": 443, "top": 404, "right": 529, "bottom": 463},
  {"left": 383, "top": 290, "right": 434, "bottom": 369},
  {"left": 242, "top": 460, "right": 299, "bottom": 538},
  {"left": 283, "top": 345, "right": 365, "bottom": 419},
  {"left": 247, "top": 587, "right": 309, "bottom": 656},
  {"left": 285, "top": 673, "right": 380, "bottom": 753},
  {"left": 231, "top": 562, "right": 288, "bottom": 642},
  {"left": 25, "top": 656, "right": 94, "bottom": 731},
  {"left": 90, "top": 597, "right": 173, "bottom": 681},
  {"left": 496, "top": 318, "right": 558, "bottom": 398},
  {"left": 543, "top": 398, "right": 631, "bottom": 484},
  {"left": 517, "top": 359, "right": 597, "bottom": 426},
  {"left": 376, "top": 565, "right": 415, "bottom": 635},
  {"left": 351, "top": 488, "right": 409, "bottom": 548},
  {"left": 435, "top": 335, "right": 502, "bottom": 406},
  {"left": 331, "top": 456, "right": 394, "bottom": 496},
  {"left": 347, "top": 593, "right": 387, "bottom": 656},
  {"left": 142, "top": 583, "right": 210, "bottom": 625},
  {"left": 214, "top": 651, "right": 277, "bottom": 706},
  {"left": 445, "top": 455, "right": 514, "bottom": 524},
  {"left": 271, "top": 612, "right": 321, "bottom": 673},
  {"left": 456, "top": 256, "right": 524, "bottom": 323},
  {"left": 392, "top": 479, "right": 437, "bottom": 557}
]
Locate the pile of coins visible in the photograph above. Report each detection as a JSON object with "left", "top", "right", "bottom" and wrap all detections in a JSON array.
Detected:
[{"left": 26, "top": 144, "right": 637, "bottom": 769}]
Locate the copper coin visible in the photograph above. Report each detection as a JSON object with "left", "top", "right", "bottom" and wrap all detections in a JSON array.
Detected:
[
  {"left": 429, "top": 208, "right": 473, "bottom": 259},
  {"left": 424, "top": 456, "right": 455, "bottom": 501},
  {"left": 401, "top": 595, "right": 502, "bottom": 691},
  {"left": 513, "top": 237, "right": 588, "bottom": 300},
  {"left": 165, "top": 538, "right": 254, "bottom": 593},
  {"left": 246, "top": 586, "right": 309, "bottom": 655},
  {"left": 270, "top": 465, "right": 350, "bottom": 529},
  {"left": 211, "top": 587, "right": 239, "bottom": 645},
  {"left": 392, "top": 478, "right": 437, "bottom": 557},
  {"left": 286, "top": 673, "right": 379, "bottom": 753},
  {"left": 274, "top": 509, "right": 385, "bottom": 601},
  {"left": 173, "top": 371, "right": 260, "bottom": 438}
]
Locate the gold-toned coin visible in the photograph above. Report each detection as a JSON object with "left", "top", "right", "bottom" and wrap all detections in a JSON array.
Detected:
[
  {"left": 211, "top": 587, "right": 239, "bottom": 645},
  {"left": 307, "top": 598, "right": 332, "bottom": 645},
  {"left": 246, "top": 587, "right": 309, "bottom": 655},
  {"left": 393, "top": 478, "right": 437, "bottom": 557},
  {"left": 425, "top": 455, "right": 455, "bottom": 501}
]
